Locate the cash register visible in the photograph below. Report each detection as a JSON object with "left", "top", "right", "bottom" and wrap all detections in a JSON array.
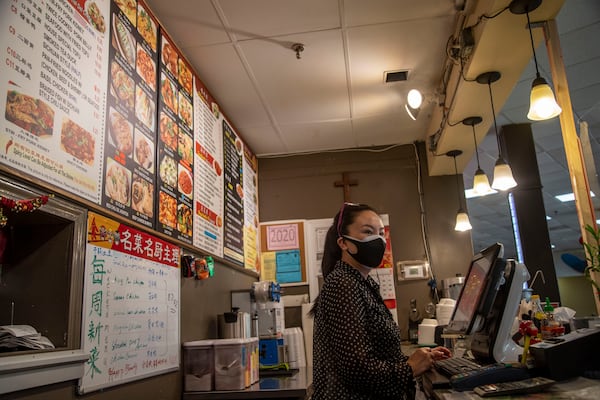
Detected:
[{"left": 423, "top": 243, "right": 533, "bottom": 394}]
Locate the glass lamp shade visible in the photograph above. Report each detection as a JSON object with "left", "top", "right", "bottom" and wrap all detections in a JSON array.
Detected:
[
  {"left": 404, "top": 103, "right": 419, "bottom": 120},
  {"left": 407, "top": 89, "right": 423, "bottom": 108},
  {"left": 455, "top": 210, "right": 472, "bottom": 232},
  {"left": 473, "top": 168, "right": 492, "bottom": 195},
  {"left": 491, "top": 158, "right": 517, "bottom": 191},
  {"left": 527, "top": 76, "right": 562, "bottom": 121}
]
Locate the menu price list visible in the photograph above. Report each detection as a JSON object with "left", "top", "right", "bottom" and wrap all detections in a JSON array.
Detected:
[
  {"left": 222, "top": 119, "right": 244, "bottom": 266},
  {"left": 101, "top": 0, "right": 158, "bottom": 229},
  {"left": 155, "top": 29, "right": 194, "bottom": 245},
  {"left": 0, "top": 0, "right": 110, "bottom": 203},
  {"left": 192, "top": 78, "right": 224, "bottom": 258}
]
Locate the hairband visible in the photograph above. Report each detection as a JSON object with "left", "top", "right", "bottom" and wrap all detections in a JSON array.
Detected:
[{"left": 336, "top": 202, "right": 361, "bottom": 237}]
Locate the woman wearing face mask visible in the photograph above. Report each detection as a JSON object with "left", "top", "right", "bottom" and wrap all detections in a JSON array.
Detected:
[{"left": 310, "top": 203, "right": 450, "bottom": 400}]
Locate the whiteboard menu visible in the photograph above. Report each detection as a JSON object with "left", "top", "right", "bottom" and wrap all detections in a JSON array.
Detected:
[
  {"left": 79, "top": 211, "right": 180, "bottom": 394},
  {"left": 0, "top": 0, "right": 110, "bottom": 202}
]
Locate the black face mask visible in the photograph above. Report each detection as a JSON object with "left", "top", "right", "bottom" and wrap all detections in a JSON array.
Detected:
[{"left": 343, "top": 235, "right": 386, "bottom": 268}]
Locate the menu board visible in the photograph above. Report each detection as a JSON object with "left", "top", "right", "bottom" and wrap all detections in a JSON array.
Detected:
[
  {"left": 222, "top": 119, "right": 244, "bottom": 265},
  {"left": 79, "top": 211, "right": 180, "bottom": 394},
  {"left": 101, "top": 0, "right": 158, "bottom": 228},
  {"left": 0, "top": 0, "right": 261, "bottom": 273},
  {"left": 193, "top": 78, "right": 224, "bottom": 257},
  {"left": 243, "top": 146, "right": 260, "bottom": 271},
  {"left": 0, "top": 0, "right": 110, "bottom": 202},
  {"left": 155, "top": 29, "right": 194, "bottom": 244}
]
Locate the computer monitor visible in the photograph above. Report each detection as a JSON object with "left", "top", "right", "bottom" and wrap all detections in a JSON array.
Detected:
[{"left": 444, "top": 243, "right": 504, "bottom": 335}]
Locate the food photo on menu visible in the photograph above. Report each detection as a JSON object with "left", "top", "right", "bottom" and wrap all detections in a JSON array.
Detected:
[
  {"left": 114, "top": 0, "right": 136, "bottom": 25},
  {"left": 135, "top": 84, "right": 155, "bottom": 131},
  {"left": 177, "top": 132, "right": 193, "bottom": 166},
  {"left": 105, "top": 157, "right": 131, "bottom": 206},
  {"left": 110, "top": 60, "right": 135, "bottom": 111},
  {"left": 60, "top": 118, "right": 96, "bottom": 165},
  {"left": 136, "top": 5, "right": 157, "bottom": 52},
  {"left": 178, "top": 91, "right": 193, "bottom": 131},
  {"left": 161, "top": 73, "right": 178, "bottom": 114},
  {"left": 112, "top": 12, "right": 136, "bottom": 68},
  {"left": 159, "top": 191, "right": 177, "bottom": 229},
  {"left": 177, "top": 58, "right": 193, "bottom": 96},
  {"left": 161, "top": 39, "right": 178, "bottom": 77},
  {"left": 131, "top": 174, "right": 154, "bottom": 217},
  {"left": 136, "top": 43, "right": 156, "bottom": 91},
  {"left": 177, "top": 163, "right": 193, "bottom": 200},
  {"left": 159, "top": 153, "right": 177, "bottom": 189},
  {"left": 85, "top": 1, "right": 106, "bottom": 33},
  {"left": 133, "top": 129, "right": 154, "bottom": 172},
  {"left": 159, "top": 111, "right": 178, "bottom": 151},
  {"left": 177, "top": 203, "right": 192, "bottom": 237},
  {"left": 108, "top": 107, "right": 134, "bottom": 157},
  {"left": 5, "top": 89, "right": 55, "bottom": 137}
]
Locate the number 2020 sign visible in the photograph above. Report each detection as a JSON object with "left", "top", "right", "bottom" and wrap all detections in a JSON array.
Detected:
[{"left": 266, "top": 223, "right": 299, "bottom": 251}]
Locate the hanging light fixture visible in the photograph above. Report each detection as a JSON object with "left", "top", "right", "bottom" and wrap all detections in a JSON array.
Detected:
[
  {"left": 476, "top": 71, "right": 517, "bottom": 191},
  {"left": 405, "top": 89, "right": 422, "bottom": 120},
  {"left": 447, "top": 150, "right": 472, "bottom": 232},
  {"left": 462, "top": 116, "right": 493, "bottom": 195},
  {"left": 509, "top": 0, "right": 561, "bottom": 121}
]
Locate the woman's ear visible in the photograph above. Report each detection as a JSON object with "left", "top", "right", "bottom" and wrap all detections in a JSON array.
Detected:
[{"left": 337, "top": 236, "right": 347, "bottom": 251}]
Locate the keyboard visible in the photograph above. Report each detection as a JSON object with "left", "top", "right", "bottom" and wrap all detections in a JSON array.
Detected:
[
  {"left": 434, "top": 357, "right": 486, "bottom": 377},
  {"left": 434, "top": 357, "right": 531, "bottom": 391}
]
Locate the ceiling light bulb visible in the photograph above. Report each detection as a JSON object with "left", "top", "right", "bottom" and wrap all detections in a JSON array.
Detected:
[
  {"left": 527, "top": 77, "right": 562, "bottom": 120},
  {"left": 491, "top": 158, "right": 517, "bottom": 191},
  {"left": 473, "top": 168, "right": 492, "bottom": 194},
  {"left": 407, "top": 89, "right": 423, "bottom": 109},
  {"left": 455, "top": 210, "right": 472, "bottom": 231}
]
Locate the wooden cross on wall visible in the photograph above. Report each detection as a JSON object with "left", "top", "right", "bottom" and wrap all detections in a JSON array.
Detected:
[{"left": 334, "top": 172, "right": 358, "bottom": 202}]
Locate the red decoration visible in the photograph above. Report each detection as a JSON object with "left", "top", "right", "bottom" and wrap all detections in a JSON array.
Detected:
[{"left": 0, "top": 194, "right": 53, "bottom": 227}]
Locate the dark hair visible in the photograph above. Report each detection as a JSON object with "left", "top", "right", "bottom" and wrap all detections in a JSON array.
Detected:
[
  {"left": 310, "top": 203, "right": 378, "bottom": 317},
  {"left": 321, "top": 203, "right": 378, "bottom": 279}
]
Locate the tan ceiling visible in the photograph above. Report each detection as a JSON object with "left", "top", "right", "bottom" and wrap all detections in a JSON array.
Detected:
[{"left": 145, "top": 0, "right": 564, "bottom": 176}]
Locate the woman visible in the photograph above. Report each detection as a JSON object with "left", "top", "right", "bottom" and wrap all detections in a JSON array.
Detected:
[{"left": 311, "top": 202, "right": 450, "bottom": 400}]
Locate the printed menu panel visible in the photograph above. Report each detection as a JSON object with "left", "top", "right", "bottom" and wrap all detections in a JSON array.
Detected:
[
  {"left": 193, "top": 78, "right": 224, "bottom": 257},
  {"left": 0, "top": 0, "right": 110, "bottom": 203},
  {"left": 101, "top": 0, "right": 158, "bottom": 228},
  {"left": 79, "top": 211, "right": 180, "bottom": 394},
  {"left": 243, "top": 146, "right": 259, "bottom": 271},
  {"left": 155, "top": 29, "right": 194, "bottom": 244},
  {"left": 222, "top": 119, "right": 244, "bottom": 266}
]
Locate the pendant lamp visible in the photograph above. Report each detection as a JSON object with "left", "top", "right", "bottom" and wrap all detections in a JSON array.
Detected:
[
  {"left": 476, "top": 71, "right": 517, "bottom": 191},
  {"left": 509, "top": 0, "right": 561, "bottom": 121},
  {"left": 462, "top": 116, "right": 492, "bottom": 195},
  {"left": 447, "top": 150, "right": 472, "bottom": 232}
]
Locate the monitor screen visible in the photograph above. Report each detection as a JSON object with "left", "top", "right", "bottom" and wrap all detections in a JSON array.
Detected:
[{"left": 445, "top": 243, "right": 503, "bottom": 334}]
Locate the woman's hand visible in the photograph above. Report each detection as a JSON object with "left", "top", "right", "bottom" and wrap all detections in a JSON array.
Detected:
[{"left": 407, "top": 346, "right": 451, "bottom": 377}]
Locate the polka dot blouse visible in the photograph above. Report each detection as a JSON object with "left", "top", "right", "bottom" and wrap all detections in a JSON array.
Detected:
[{"left": 312, "top": 261, "right": 416, "bottom": 400}]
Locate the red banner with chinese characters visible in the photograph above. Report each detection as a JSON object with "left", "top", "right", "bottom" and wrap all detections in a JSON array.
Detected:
[{"left": 87, "top": 211, "right": 180, "bottom": 268}]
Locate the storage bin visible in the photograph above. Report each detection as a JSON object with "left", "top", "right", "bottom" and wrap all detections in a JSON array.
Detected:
[
  {"left": 214, "top": 338, "right": 247, "bottom": 390},
  {"left": 182, "top": 340, "right": 214, "bottom": 391}
]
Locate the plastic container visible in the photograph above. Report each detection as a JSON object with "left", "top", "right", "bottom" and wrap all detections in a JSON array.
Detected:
[
  {"left": 182, "top": 340, "right": 214, "bottom": 391},
  {"left": 436, "top": 298, "right": 456, "bottom": 326},
  {"left": 214, "top": 338, "right": 247, "bottom": 390},
  {"left": 418, "top": 318, "right": 438, "bottom": 345}
]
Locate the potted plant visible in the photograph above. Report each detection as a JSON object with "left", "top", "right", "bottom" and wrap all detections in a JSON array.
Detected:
[{"left": 582, "top": 224, "right": 600, "bottom": 301}]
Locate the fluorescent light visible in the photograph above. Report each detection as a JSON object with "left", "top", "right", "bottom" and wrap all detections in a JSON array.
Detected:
[
  {"left": 555, "top": 191, "right": 595, "bottom": 202},
  {"left": 465, "top": 188, "right": 498, "bottom": 199},
  {"left": 546, "top": 216, "right": 552, "bottom": 220}
]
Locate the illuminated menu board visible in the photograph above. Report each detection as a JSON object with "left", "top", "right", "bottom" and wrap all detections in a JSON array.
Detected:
[
  {"left": 193, "top": 78, "right": 224, "bottom": 257},
  {"left": 101, "top": 0, "right": 158, "bottom": 229},
  {"left": 0, "top": 0, "right": 110, "bottom": 202},
  {"left": 156, "top": 30, "right": 194, "bottom": 244},
  {"left": 0, "top": 0, "right": 260, "bottom": 273}
]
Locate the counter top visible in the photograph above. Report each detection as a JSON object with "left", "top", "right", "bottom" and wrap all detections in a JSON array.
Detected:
[{"left": 183, "top": 367, "right": 312, "bottom": 400}]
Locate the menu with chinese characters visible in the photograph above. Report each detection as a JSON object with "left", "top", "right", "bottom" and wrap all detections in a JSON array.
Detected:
[
  {"left": 0, "top": 0, "right": 110, "bottom": 203},
  {"left": 79, "top": 211, "right": 180, "bottom": 394},
  {"left": 155, "top": 30, "right": 194, "bottom": 244},
  {"left": 101, "top": 0, "right": 158, "bottom": 228},
  {"left": 192, "top": 77, "right": 224, "bottom": 257},
  {"left": 222, "top": 119, "right": 245, "bottom": 266}
]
